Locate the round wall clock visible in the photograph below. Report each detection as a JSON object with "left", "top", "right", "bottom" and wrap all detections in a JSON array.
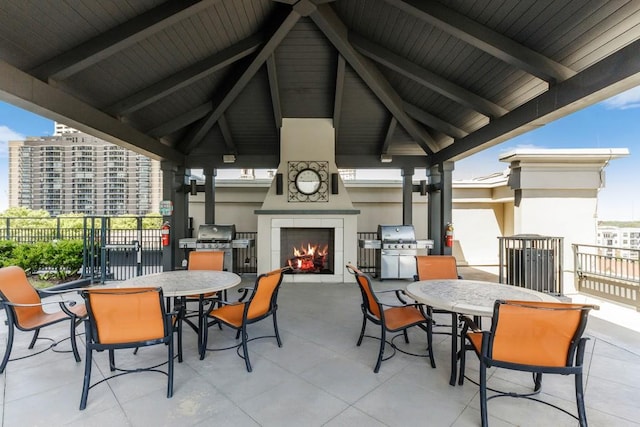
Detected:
[
  {"left": 295, "top": 168, "right": 321, "bottom": 195},
  {"left": 287, "top": 161, "right": 329, "bottom": 202}
]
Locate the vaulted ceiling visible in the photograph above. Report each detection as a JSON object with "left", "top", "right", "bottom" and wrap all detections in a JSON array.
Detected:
[{"left": 1, "top": 0, "right": 640, "bottom": 170}]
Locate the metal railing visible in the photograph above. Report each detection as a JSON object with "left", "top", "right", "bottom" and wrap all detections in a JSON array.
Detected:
[
  {"left": 573, "top": 243, "right": 640, "bottom": 311},
  {"left": 357, "top": 231, "right": 377, "bottom": 276}
]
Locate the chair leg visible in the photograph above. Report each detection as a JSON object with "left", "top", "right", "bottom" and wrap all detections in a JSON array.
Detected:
[
  {"left": 402, "top": 329, "right": 409, "bottom": 343},
  {"left": 0, "top": 322, "right": 15, "bottom": 373},
  {"left": 425, "top": 324, "right": 436, "bottom": 369},
  {"left": 199, "top": 317, "right": 209, "bottom": 360},
  {"left": 167, "top": 335, "right": 174, "bottom": 399},
  {"left": 374, "top": 326, "right": 386, "bottom": 373},
  {"left": 108, "top": 349, "right": 116, "bottom": 371},
  {"left": 575, "top": 371, "right": 587, "bottom": 427},
  {"left": 356, "top": 314, "right": 367, "bottom": 346},
  {"left": 80, "top": 346, "right": 93, "bottom": 410},
  {"left": 272, "top": 311, "right": 282, "bottom": 347},
  {"left": 534, "top": 372, "right": 543, "bottom": 391},
  {"left": 177, "top": 315, "right": 183, "bottom": 363},
  {"left": 458, "top": 336, "right": 467, "bottom": 385},
  {"left": 241, "top": 324, "right": 252, "bottom": 372},
  {"left": 28, "top": 329, "right": 40, "bottom": 349},
  {"left": 70, "top": 317, "right": 81, "bottom": 362},
  {"left": 480, "top": 361, "right": 489, "bottom": 427}
]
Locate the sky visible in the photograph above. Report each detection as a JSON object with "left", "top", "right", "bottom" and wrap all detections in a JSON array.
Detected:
[{"left": 1, "top": 86, "right": 639, "bottom": 220}]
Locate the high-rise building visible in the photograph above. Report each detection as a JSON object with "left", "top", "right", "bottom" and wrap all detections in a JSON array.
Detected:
[{"left": 8, "top": 129, "right": 161, "bottom": 216}]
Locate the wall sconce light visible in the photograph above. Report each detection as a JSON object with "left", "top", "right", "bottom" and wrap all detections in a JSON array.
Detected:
[
  {"left": 190, "top": 179, "right": 197, "bottom": 196},
  {"left": 223, "top": 154, "right": 236, "bottom": 163},
  {"left": 275, "top": 173, "right": 283, "bottom": 195},
  {"left": 331, "top": 173, "right": 339, "bottom": 194},
  {"left": 380, "top": 154, "right": 392, "bottom": 163}
]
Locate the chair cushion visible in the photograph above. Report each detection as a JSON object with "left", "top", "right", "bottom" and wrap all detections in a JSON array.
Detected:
[
  {"left": 384, "top": 306, "right": 427, "bottom": 331},
  {"left": 209, "top": 303, "right": 245, "bottom": 327}
]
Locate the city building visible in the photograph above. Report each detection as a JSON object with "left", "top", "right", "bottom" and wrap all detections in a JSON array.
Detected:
[
  {"left": 8, "top": 128, "right": 161, "bottom": 216},
  {"left": 596, "top": 225, "right": 640, "bottom": 258}
]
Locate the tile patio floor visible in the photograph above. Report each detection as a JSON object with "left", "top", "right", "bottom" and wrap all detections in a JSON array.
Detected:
[{"left": 1, "top": 267, "right": 639, "bottom": 426}]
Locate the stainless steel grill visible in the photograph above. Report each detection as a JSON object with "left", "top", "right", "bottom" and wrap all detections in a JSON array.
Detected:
[
  {"left": 360, "top": 225, "right": 433, "bottom": 280},
  {"left": 178, "top": 224, "right": 254, "bottom": 272}
]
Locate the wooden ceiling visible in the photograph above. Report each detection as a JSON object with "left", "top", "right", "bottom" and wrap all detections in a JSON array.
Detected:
[{"left": 1, "top": 0, "right": 639, "bottom": 170}]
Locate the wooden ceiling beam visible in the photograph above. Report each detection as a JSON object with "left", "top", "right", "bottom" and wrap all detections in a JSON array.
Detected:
[
  {"left": 266, "top": 54, "right": 283, "bottom": 129},
  {"left": 30, "top": 0, "right": 221, "bottom": 81},
  {"left": 383, "top": 0, "right": 576, "bottom": 84},
  {"left": 0, "top": 60, "right": 184, "bottom": 162},
  {"left": 109, "top": 34, "right": 264, "bottom": 116},
  {"left": 333, "top": 55, "right": 346, "bottom": 136},
  {"left": 179, "top": 9, "right": 301, "bottom": 154},
  {"left": 427, "top": 38, "right": 640, "bottom": 166},
  {"left": 403, "top": 102, "right": 468, "bottom": 139},
  {"left": 310, "top": 3, "right": 439, "bottom": 155},
  {"left": 351, "top": 33, "right": 507, "bottom": 118}
]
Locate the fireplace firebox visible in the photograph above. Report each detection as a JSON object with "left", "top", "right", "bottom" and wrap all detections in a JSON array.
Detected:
[{"left": 280, "top": 228, "right": 335, "bottom": 274}]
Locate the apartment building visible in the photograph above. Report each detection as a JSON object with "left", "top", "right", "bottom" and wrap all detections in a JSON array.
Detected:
[{"left": 8, "top": 130, "right": 161, "bottom": 216}]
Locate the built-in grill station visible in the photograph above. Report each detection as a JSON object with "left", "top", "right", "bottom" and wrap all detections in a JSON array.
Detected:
[
  {"left": 178, "top": 224, "right": 254, "bottom": 273},
  {"left": 359, "top": 225, "right": 433, "bottom": 280}
]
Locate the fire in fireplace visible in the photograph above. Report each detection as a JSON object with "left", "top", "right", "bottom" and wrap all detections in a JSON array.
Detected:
[{"left": 280, "top": 228, "right": 334, "bottom": 274}]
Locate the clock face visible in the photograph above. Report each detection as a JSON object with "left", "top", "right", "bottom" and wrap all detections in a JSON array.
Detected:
[{"left": 295, "top": 168, "right": 321, "bottom": 195}]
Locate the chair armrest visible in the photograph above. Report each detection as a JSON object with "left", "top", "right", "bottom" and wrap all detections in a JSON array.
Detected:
[
  {"left": 376, "top": 288, "right": 410, "bottom": 304},
  {"left": 2, "top": 299, "right": 78, "bottom": 308},
  {"left": 237, "top": 286, "right": 254, "bottom": 302},
  {"left": 459, "top": 315, "right": 481, "bottom": 333}
]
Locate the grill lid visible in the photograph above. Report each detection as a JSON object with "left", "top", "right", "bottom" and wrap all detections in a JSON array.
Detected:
[
  {"left": 377, "top": 225, "right": 417, "bottom": 243},
  {"left": 196, "top": 224, "right": 236, "bottom": 242}
]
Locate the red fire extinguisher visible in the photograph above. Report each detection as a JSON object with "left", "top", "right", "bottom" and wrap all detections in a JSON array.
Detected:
[
  {"left": 161, "top": 221, "right": 171, "bottom": 247},
  {"left": 445, "top": 223, "right": 454, "bottom": 248}
]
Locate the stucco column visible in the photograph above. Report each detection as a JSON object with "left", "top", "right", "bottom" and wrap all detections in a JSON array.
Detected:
[
  {"left": 401, "top": 167, "right": 414, "bottom": 226},
  {"left": 501, "top": 148, "right": 628, "bottom": 294}
]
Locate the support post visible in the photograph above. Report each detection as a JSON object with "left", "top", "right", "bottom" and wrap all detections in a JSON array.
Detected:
[
  {"left": 402, "top": 167, "right": 414, "bottom": 226},
  {"left": 204, "top": 167, "right": 216, "bottom": 224}
]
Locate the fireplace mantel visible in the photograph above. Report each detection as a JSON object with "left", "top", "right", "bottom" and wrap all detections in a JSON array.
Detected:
[
  {"left": 256, "top": 213, "right": 358, "bottom": 283},
  {"left": 255, "top": 209, "right": 360, "bottom": 215}
]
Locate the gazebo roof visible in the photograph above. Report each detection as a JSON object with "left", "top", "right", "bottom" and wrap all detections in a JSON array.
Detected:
[{"left": 1, "top": 0, "right": 639, "bottom": 170}]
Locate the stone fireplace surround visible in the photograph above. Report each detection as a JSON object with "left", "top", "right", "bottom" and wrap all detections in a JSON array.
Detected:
[
  {"left": 255, "top": 118, "right": 359, "bottom": 283},
  {"left": 256, "top": 212, "right": 358, "bottom": 283}
]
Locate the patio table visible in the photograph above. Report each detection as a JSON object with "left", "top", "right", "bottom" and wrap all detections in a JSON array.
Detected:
[
  {"left": 405, "top": 279, "right": 560, "bottom": 385},
  {"left": 105, "top": 270, "right": 242, "bottom": 356}
]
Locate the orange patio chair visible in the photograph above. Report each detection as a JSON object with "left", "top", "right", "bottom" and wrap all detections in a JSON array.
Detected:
[
  {"left": 0, "top": 265, "right": 85, "bottom": 373},
  {"left": 200, "top": 267, "right": 286, "bottom": 372},
  {"left": 463, "top": 300, "right": 598, "bottom": 427},
  {"left": 347, "top": 263, "right": 436, "bottom": 373},
  {"left": 79, "top": 287, "right": 177, "bottom": 410},
  {"left": 414, "top": 255, "right": 464, "bottom": 336},
  {"left": 183, "top": 251, "right": 225, "bottom": 349}
]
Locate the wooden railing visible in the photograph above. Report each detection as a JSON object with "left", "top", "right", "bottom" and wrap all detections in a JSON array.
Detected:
[{"left": 573, "top": 243, "right": 640, "bottom": 311}]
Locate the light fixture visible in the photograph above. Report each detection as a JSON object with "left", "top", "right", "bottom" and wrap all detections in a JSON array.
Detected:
[
  {"left": 223, "top": 154, "right": 236, "bottom": 163},
  {"left": 380, "top": 154, "right": 392, "bottom": 163}
]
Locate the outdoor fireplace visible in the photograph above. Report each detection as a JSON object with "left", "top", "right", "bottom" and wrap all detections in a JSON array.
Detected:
[{"left": 280, "top": 228, "right": 334, "bottom": 274}]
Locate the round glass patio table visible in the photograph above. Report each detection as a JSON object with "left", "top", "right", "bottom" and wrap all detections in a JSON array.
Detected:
[{"left": 405, "top": 279, "right": 560, "bottom": 385}]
